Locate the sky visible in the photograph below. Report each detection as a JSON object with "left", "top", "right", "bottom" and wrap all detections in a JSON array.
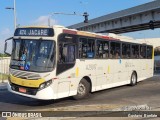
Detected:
[{"left": 0, "top": 0, "right": 159, "bottom": 53}]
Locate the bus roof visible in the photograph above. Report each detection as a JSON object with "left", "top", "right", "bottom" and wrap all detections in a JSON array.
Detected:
[
  {"left": 63, "top": 27, "right": 119, "bottom": 41},
  {"left": 16, "top": 25, "right": 152, "bottom": 45}
]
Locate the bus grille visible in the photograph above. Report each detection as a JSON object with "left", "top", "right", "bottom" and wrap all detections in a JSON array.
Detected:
[
  {"left": 10, "top": 70, "right": 41, "bottom": 80},
  {"left": 11, "top": 83, "right": 38, "bottom": 95}
]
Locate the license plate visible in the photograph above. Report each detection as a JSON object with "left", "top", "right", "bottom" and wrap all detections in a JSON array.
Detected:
[{"left": 19, "top": 88, "right": 26, "bottom": 93}]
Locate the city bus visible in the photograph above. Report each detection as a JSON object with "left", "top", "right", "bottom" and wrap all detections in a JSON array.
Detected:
[{"left": 4, "top": 25, "right": 154, "bottom": 100}]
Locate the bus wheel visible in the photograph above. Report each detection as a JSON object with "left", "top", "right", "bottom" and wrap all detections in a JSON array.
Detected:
[
  {"left": 73, "top": 78, "right": 90, "bottom": 100},
  {"left": 130, "top": 72, "right": 137, "bottom": 86}
]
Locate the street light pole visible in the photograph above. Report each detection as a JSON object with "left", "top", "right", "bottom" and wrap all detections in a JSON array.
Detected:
[
  {"left": 13, "top": 0, "right": 17, "bottom": 29},
  {"left": 6, "top": 0, "right": 17, "bottom": 29},
  {"left": 48, "top": 12, "right": 89, "bottom": 26}
]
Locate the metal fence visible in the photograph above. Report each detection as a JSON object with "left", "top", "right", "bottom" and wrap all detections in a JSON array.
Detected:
[
  {"left": 0, "top": 57, "right": 10, "bottom": 81},
  {"left": 154, "top": 56, "right": 160, "bottom": 73}
]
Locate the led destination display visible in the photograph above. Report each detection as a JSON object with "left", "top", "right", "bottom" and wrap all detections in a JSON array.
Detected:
[{"left": 14, "top": 28, "right": 54, "bottom": 37}]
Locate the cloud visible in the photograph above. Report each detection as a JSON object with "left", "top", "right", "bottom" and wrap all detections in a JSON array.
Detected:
[
  {"left": 0, "top": 28, "right": 12, "bottom": 36},
  {"left": 31, "top": 16, "right": 58, "bottom": 26}
]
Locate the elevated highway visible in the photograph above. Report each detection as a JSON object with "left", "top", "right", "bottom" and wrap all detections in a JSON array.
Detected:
[{"left": 68, "top": 1, "right": 160, "bottom": 34}]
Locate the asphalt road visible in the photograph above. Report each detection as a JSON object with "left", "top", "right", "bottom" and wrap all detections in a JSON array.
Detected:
[{"left": 0, "top": 75, "right": 160, "bottom": 112}]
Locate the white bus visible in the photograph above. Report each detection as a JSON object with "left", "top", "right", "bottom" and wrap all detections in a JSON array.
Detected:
[{"left": 5, "top": 25, "right": 154, "bottom": 100}]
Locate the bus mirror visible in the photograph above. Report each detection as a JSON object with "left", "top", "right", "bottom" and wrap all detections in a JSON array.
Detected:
[
  {"left": 4, "top": 37, "right": 13, "bottom": 56},
  {"left": 4, "top": 42, "right": 7, "bottom": 52}
]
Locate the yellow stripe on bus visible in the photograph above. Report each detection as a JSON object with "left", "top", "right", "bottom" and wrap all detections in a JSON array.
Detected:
[
  {"left": 77, "top": 31, "right": 96, "bottom": 37},
  {"left": 108, "top": 66, "right": 110, "bottom": 74},
  {"left": 152, "top": 47, "right": 154, "bottom": 59},
  {"left": 76, "top": 67, "right": 79, "bottom": 77},
  {"left": 10, "top": 75, "right": 45, "bottom": 88},
  {"left": 23, "top": 26, "right": 49, "bottom": 28}
]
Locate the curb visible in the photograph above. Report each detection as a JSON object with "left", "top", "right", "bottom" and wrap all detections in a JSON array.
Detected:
[
  {"left": 25, "top": 104, "right": 154, "bottom": 119},
  {"left": 0, "top": 82, "right": 7, "bottom": 91},
  {"left": 4, "top": 104, "right": 158, "bottom": 120}
]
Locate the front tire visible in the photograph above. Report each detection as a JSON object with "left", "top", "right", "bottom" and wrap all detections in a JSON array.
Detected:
[
  {"left": 73, "top": 78, "right": 90, "bottom": 100},
  {"left": 130, "top": 72, "right": 137, "bottom": 86}
]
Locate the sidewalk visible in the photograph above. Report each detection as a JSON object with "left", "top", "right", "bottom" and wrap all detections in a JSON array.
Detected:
[{"left": 6, "top": 104, "right": 159, "bottom": 120}]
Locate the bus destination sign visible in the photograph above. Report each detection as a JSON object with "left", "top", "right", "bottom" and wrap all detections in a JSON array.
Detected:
[{"left": 14, "top": 28, "right": 54, "bottom": 37}]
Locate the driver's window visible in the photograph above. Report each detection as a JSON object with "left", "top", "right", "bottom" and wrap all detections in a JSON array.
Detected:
[{"left": 59, "top": 44, "right": 75, "bottom": 63}]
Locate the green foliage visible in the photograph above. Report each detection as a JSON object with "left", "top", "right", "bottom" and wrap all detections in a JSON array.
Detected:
[{"left": 0, "top": 53, "right": 10, "bottom": 57}]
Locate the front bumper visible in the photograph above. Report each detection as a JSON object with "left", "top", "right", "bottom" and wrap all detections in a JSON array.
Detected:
[{"left": 7, "top": 82, "right": 55, "bottom": 100}]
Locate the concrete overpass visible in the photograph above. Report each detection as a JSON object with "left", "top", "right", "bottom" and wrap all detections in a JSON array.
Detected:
[{"left": 68, "top": 1, "right": 160, "bottom": 34}]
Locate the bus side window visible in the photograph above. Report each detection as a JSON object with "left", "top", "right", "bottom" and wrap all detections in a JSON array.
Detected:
[
  {"left": 67, "top": 45, "right": 75, "bottom": 62},
  {"left": 79, "top": 38, "right": 95, "bottom": 58},
  {"left": 131, "top": 45, "right": 139, "bottom": 59},
  {"left": 122, "top": 43, "right": 131, "bottom": 59},
  {"left": 140, "top": 45, "right": 146, "bottom": 59},
  {"left": 110, "top": 42, "right": 121, "bottom": 59},
  {"left": 147, "top": 46, "right": 153, "bottom": 59},
  {"left": 96, "top": 40, "right": 109, "bottom": 59},
  {"left": 59, "top": 44, "right": 64, "bottom": 63},
  {"left": 80, "top": 38, "right": 88, "bottom": 58},
  {"left": 59, "top": 44, "right": 75, "bottom": 63}
]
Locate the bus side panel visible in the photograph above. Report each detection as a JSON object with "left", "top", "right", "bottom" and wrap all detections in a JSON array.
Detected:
[
  {"left": 56, "top": 69, "right": 79, "bottom": 99},
  {"left": 95, "top": 59, "right": 113, "bottom": 91},
  {"left": 95, "top": 59, "right": 130, "bottom": 92},
  {"left": 101, "top": 59, "right": 130, "bottom": 90},
  {"left": 55, "top": 58, "right": 153, "bottom": 99},
  {"left": 138, "top": 59, "right": 154, "bottom": 82},
  {"left": 56, "top": 59, "right": 97, "bottom": 99},
  {"left": 77, "top": 59, "right": 97, "bottom": 91}
]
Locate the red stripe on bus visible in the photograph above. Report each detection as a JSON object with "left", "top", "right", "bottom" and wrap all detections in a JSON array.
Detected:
[
  {"left": 102, "top": 36, "right": 119, "bottom": 41},
  {"left": 102, "top": 36, "right": 110, "bottom": 39},
  {"left": 53, "top": 78, "right": 58, "bottom": 80},
  {"left": 63, "top": 29, "right": 77, "bottom": 35}
]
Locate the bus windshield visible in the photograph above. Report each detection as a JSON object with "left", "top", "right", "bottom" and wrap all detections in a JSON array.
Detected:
[{"left": 10, "top": 39, "right": 55, "bottom": 72}]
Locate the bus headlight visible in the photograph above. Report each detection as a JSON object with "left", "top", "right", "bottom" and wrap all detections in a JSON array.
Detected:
[{"left": 39, "top": 80, "right": 52, "bottom": 90}]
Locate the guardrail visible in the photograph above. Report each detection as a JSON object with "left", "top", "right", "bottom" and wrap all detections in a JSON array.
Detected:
[
  {"left": 154, "top": 56, "right": 160, "bottom": 73},
  {"left": 0, "top": 57, "right": 10, "bottom": 82}
]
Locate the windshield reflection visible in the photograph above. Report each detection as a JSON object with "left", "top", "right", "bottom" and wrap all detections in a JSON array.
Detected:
[{"left": 11, "top": 39, "right": 55, "bottom": 72}]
